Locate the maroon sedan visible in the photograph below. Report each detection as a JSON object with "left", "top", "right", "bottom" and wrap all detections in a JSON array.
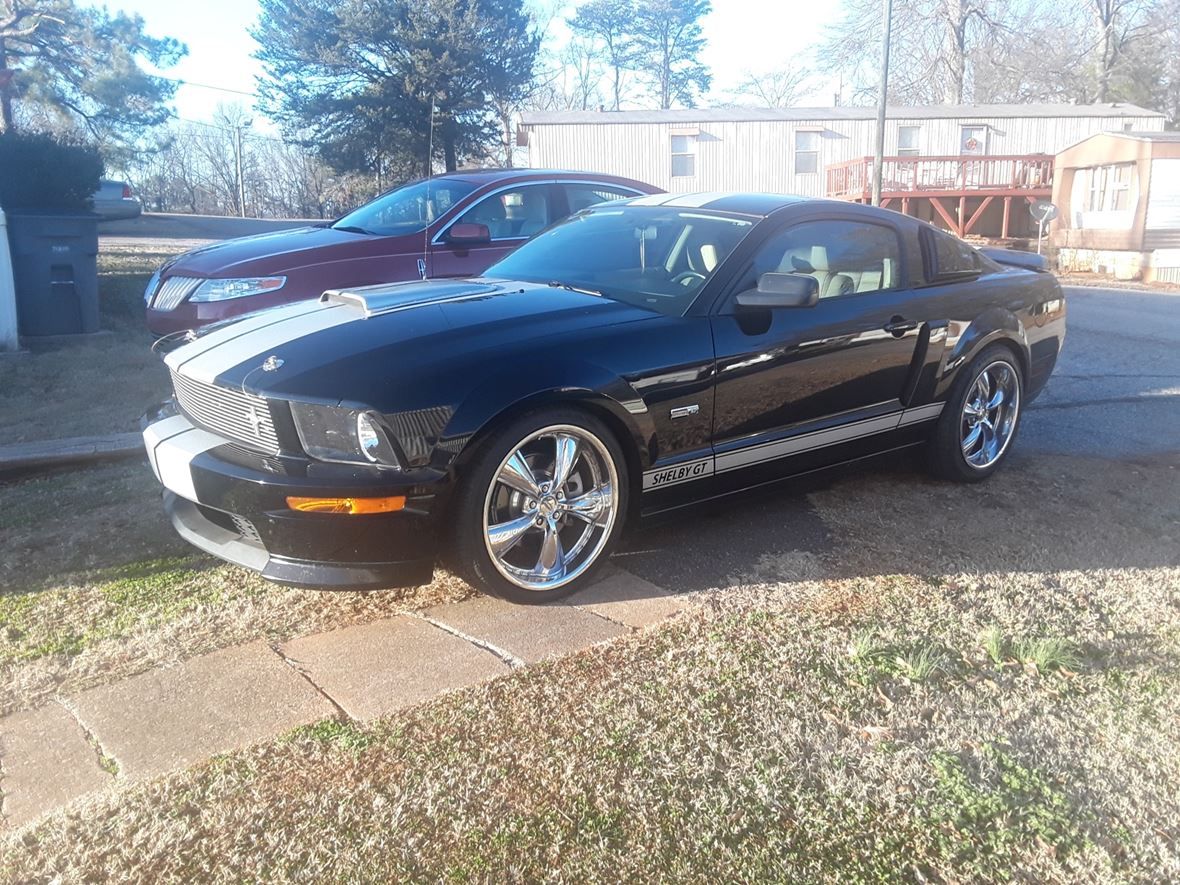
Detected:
[{"left": 144, "top": 168, "right": 659, "bottom": 334}]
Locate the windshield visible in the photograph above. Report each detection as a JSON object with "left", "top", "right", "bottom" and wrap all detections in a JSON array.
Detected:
[
  {"left": 332, "top": 178, "right": 477, "bottom": 236},
  {"left": 484, "top": 206, "right": 754, "bottom": 316}
]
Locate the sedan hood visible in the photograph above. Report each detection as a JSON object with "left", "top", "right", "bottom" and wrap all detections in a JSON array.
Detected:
[
  {"left": 164, "top": 225, "right": 414, "bottom": 277},
  {"left": 163, "top": 278, "right": 658, "bottom": 403}
]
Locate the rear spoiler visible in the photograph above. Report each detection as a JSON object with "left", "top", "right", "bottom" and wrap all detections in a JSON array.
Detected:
[{"left": 980, "top": 247, "right": 1049, "bottom": 273}]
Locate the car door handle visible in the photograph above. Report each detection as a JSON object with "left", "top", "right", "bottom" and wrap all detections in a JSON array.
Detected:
[{"left": 884, "top": 316, "right": 920, "bottom": 336}]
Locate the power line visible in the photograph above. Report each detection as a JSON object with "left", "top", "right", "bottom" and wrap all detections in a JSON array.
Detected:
[{"left": 157, "top": 75, "right": 259, "bottom": 99}]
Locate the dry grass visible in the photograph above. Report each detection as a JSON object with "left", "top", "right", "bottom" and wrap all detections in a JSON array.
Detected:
[
  {"left": 0, "top": 460, "right": 475, "bottom": 715},
  {"left": 3, "top": 453, "right": 1177, "bottom": 882},
  {"left": 0, "top": 248, "right": 182, "bottom": 445}
]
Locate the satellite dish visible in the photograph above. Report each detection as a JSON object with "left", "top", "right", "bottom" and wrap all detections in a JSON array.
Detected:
[{"left": 1029, "top": 200, "right": 1059, "bottom": 223}]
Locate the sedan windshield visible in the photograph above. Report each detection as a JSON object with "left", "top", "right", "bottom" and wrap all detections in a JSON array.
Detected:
[
  {"left": 484, "top": 206, "right": 754, "bottom": 316},
  {"left": 332, "top": 178, "right": 477, "bottom": 236}
]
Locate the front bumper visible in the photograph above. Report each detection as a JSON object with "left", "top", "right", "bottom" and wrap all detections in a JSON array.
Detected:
[{"left": 144, "top": 409, "right": 445, "bottom": 589}]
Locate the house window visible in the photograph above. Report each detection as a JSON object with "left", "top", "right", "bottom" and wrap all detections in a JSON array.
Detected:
[
  {"left": 795, "top": 130, "right": 820, "bottom": 174},
  {"left": 960, "top": 125, "right": 987, "bottom": 155},
  {"left": 1109, "top": 163, "right": 1131, "bottom": 210},
  {"left": 1085, "top": 163, "right": 1134, "bottom": 212},
  {"left": 897, "top": 126, "right": 920, "bottom": 156},
  {"left": 671, "top": 135, "right": 696, "bottom": 177}
]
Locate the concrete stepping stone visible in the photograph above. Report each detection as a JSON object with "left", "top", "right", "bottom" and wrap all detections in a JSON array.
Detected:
[
  {"left": 424, "top": 594, "right": 626, "bottom": 664},
  {"left": 567, "top": 567, "right": 685, "bottom": 629},
  {"left": 0, "top": 703, "right": 113, "bottom": 829},
  {"left": 281, "top": 616, "right": 510, "bottom": 721},
  {"left": 69, "top": 641, "right": 336, "bottom": 781}
]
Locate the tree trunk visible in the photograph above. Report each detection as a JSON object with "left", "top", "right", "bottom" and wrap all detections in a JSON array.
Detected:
[
  {"left": 443, "top": 132, "right": 457, "bottom": 172},
  {"left": 0, "top": 36, "right": 13, "bottom": 134}
]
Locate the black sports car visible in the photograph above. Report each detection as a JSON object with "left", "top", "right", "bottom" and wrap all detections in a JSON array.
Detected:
[{"left": 143, "top": 193, "right": 1065, "bottom": 603}]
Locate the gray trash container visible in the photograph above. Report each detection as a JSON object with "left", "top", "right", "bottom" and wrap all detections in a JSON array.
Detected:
[{"left": 5, "top": 211, "right": 100, "bottom": 336}]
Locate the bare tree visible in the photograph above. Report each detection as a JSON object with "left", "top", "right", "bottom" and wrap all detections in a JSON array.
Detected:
[
  {"left": 821, "top": 0, "right": 1017, "bottom": 104},
  {"left": 730, "top": 67, "right": 813, "bottom": 108}
]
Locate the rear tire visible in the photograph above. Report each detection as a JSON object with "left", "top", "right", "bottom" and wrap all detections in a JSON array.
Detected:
[
  {"left": 928, "top": 344, "right": 1024, "bottom": 483},
  {"left": 450, "top": 408, "right": 629, "bottom": 604}
]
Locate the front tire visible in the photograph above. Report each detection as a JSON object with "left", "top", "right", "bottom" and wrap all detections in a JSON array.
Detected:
[
  {"left": 928, "top": 344, "right": 1024, "bottom": 482},
  {"left": 450, "top": 408, "right": 628, "bottom": 604}
]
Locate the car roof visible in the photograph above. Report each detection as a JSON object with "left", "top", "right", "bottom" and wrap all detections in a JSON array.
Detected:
[
  {"left": 611, "top": 191, "right": 826, "bottom": 218},
  {"left": 437, "top": 167, "right": 652, "bottom": 187}
]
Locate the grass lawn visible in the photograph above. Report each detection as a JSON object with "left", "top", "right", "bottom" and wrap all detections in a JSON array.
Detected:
[
  {"left": 0, "top": 459, "right": 474, "bottom": 715},
  {"left": 3, "top": 452, "right": 1178, "bottom": 882},
  {"left": 0, "top": 245, "right": 178, "bottom": 445}
]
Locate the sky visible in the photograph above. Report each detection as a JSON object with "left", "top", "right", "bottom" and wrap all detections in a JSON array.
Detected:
[{"left": 81, "top": 0, "right": 837, "bottom": 128}]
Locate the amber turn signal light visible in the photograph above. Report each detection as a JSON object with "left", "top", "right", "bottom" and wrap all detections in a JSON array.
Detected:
[{"left": 286, "top": 495, "right": 406, "bottom": 514}]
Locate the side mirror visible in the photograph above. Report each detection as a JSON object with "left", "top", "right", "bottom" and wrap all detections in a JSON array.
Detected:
[
  {"left": 735, "top": 272, "right": 819, "bottom": 309},
  {"left": 445, "top": 222, "right": 491, "bottom": 245}
]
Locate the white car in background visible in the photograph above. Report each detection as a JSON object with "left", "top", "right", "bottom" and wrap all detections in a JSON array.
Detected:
[{"left": 91, "top": 179, "right": 142, "bottom": 220}]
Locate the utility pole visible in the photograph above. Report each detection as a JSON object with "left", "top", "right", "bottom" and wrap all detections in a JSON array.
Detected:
[
  {"left": 871, "top": 0, "right": 894, "bottom": 207},
  {"left": 233, "top": 122, "right": 251, "bottom": 218}
]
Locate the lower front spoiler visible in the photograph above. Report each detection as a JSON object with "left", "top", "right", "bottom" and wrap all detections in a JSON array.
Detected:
[{"left": 165, "top": 492, "right": 436, "bottom": 590}]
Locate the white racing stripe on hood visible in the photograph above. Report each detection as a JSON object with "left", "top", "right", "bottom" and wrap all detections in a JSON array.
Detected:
[
  {"left": 173, "top": 304, "right": 357, "bottom": 384},
  {"left": 164, "top": 299, "right": 329, "bottom": 369}
]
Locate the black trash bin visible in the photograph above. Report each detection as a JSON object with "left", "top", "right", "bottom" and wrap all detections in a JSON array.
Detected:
[{"left": 6, "top": 210, "right": 100, "bottom": 337}]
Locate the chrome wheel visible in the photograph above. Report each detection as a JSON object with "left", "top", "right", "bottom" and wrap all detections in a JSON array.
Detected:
[
  {"left": 482, "top": 424, "right": 619, "bottom": 592},
  {"left": 960, "top": 359, "right": 1021, "bottom": 470}
]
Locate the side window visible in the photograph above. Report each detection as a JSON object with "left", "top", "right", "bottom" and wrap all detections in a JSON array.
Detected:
[
  {"left": 455, "top": 185, "right": 552, "bottom": 240},
  {"left": 743, "top": 220, "right": 903, "bottom": 299},
  {"left": 563, "top": 183, "right": 639, "bottom": 214},
  {"left": 921, "top": 227, "right": 982, "bottom": 282}
]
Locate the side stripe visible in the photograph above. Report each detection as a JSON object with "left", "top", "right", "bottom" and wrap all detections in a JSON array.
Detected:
[
  {"left": 715, "top": 413, "right": 901, "bottom": 473},
  {"left": 640, "top": 403, "right": 946, "bottom": 492}
]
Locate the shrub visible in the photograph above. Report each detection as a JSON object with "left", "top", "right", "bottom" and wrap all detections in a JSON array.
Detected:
[{"left": 0, "top": 131, "right": 104, "bottom": 212}]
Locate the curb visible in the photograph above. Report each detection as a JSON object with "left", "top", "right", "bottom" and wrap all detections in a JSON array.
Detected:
[{"left": 0, "top": 433, "right": 143, "bottom": 478}]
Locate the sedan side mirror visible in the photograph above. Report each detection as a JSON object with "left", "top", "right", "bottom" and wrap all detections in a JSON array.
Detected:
[
  {"left": 446, "top": 222, "right": 492, "bottom": 245},
  {"left": 735, "top": 273, "right": 819, "bottom": 310}
]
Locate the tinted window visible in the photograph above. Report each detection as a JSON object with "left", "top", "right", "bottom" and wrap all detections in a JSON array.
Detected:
[
  {"left": 923, "top": 227, "right": 982, "bottom": 281},
  {"left": 485, "top": 206, "right": 753, "bottom": 316},
  {"left": 564, "top": 183, "right": 640, "bottom": 213},
  {"left": 745, "top": 219, "right": 902, "bottom": 298},
  {"left": 455, "top": 185, "right": 552, "bottom": 240},
  {"left": 332, "top": 178, "right": 475, "bottom": 236}
]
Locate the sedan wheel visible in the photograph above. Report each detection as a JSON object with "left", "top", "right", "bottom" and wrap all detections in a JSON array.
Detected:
[
  {"left": 484, "top": 425, "right": 618, "bottom": 591},
  {"left": 453, "top": 411, "right": 628, "bottom": 603},
  {"left": 960, "top": 360, "right": 1021, "bottom": 470},
  {"left": 929, "top": 344, "right": 1024, "bottom": 482}
]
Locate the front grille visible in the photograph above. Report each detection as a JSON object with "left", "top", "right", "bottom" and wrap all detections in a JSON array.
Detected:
[
  {"left": 152, "top": 276, "right": 203, "bottom": 311},
  {"left": 171, "top": 370, "right": 280, "bottom": 453}
]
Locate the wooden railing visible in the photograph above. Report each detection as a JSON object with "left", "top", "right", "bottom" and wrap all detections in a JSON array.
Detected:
[{"left": 825, "top": 154, "right": 1054, "bottom": 199}]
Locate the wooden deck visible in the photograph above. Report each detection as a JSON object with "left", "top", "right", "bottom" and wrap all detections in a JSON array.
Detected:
[{"left": 825, "top": 154, "right": 1054, "bottom": 238}]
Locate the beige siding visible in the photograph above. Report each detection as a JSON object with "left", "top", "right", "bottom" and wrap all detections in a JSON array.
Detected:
[{"left": 526, "top": 113, "right": 1164, "bottom": 195}]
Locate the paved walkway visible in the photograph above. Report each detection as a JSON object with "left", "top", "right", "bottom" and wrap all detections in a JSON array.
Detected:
[{"left": 0, "top": 567, "right": 683, "bottom": 830}]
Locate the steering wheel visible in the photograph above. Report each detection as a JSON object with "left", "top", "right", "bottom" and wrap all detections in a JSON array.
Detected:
[{"left": 671, "top": 271, "right": 707, "bottom": 288}]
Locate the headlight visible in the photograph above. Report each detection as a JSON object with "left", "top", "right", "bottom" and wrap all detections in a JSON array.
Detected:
[
  {"left": 144, "top": 269, "right": 161, "bottom": 304},
  {"left": 290, "top": 402, "right": 401, "bottom": 467},
  {"left": 189, "top": 276, "right": 286, "bottom": 303}
]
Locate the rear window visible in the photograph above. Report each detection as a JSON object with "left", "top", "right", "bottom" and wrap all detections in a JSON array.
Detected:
[{"left": 922, "top": 227, "right": 983, "bottom": 282}]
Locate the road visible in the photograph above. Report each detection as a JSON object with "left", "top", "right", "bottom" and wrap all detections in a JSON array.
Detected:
[
  {"left": 99, "top": 212, "right": 317, "bottom": 242},
  {"left": 1022, "top": 286, "right": 1180, "bottom": 459},
  {"left": 620, "top": 284, "right": 1180, "bottom": 591}
]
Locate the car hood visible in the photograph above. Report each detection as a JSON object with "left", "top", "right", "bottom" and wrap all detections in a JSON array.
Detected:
[
  {"left": 163, "top": 225, "right": 416, "bottom": 276},
  {"left": 162, "top": 277, "right": 658, "bottom": 403}
]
